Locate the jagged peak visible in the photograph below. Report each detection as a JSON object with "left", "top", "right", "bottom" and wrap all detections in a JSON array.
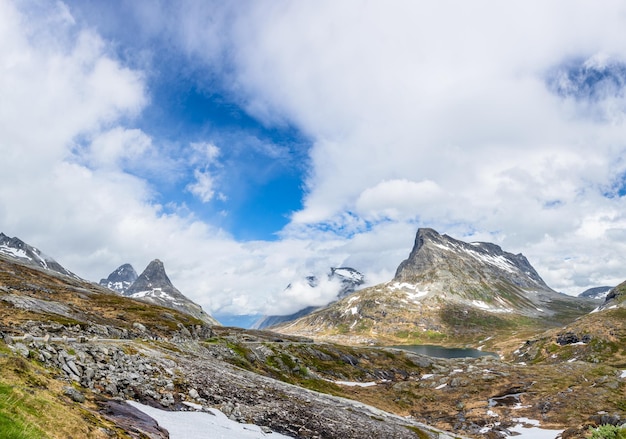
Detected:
[
  {"left": 126, "top": 259, "right": 175, "bottom": 294},
  {"left": 394, "top": 228, "right": 550, "bottom": 290}
]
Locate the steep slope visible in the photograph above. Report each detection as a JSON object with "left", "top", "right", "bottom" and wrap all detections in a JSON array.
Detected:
[
  {"left": 253, "top": 267, "right": 365, "bottom": 329},
  {"left": 99, "top": 263, "right": 138, "bottom": 294},
  {"left": 274, "top": 228, "right": 595, "bottom": 345},
  {"left": 124, "top": 259, "right": 219, "bottom": 325},
  {"left": 0, "top": 232, "right": 78, "bottom": 278}
]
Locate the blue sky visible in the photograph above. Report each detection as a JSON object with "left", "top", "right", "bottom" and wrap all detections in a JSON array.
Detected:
[
  {"left": 65, "top": 0, "right": 312, "bottom": 241},
  {"left": 3, "top": 1, "right": 626, "bottom": 323}
]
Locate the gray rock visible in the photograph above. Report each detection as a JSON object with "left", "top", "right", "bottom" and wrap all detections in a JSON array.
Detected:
[
  {"left": 22, "top": 333, "right": 34, "bottom": 343},
  {"left": 132, "top": 322, "right": 147, "bottom": 332},
  {"left": 66, "top": 360, "right": 82, "bottom": 377},
  {"left": 13, "top": 342, "right": 29, "bottom": 358},
  {"left": 63, "top": 386, "right": 85, "bottom": 403},
  {"left": 189, "top": 388, "right": 200, "bottom": 399}
]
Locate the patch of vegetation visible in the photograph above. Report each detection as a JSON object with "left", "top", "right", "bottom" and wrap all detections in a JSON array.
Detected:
[
  {"left": 589, "top": 424, "right": 626, "bottom": 439},
  {"left": 0, "top": 383, "right": 46, "bottom": 439}
]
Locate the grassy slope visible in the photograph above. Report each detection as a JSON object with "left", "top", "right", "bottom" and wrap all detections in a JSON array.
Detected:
[{"left": 0, "top": 342, "right": 128, "bottom": 439}]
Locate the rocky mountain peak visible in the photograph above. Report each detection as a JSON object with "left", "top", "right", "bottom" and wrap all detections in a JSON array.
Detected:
[
  {"left": 394, "top": 228, "right": 549, "bottom": 290},
  {"left": 122, "top": 259, "right": 219, "bottom": 325},
  {"left": 126, "top": 259, "right": 173, "bottom": 294},
  {"left": 99, "top": 263, "right": 138, "bottom": 295}
]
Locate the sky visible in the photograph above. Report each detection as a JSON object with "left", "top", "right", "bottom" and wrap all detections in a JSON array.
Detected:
[{"left": 3, "top": 1, "right": 626, "bottom": 323}]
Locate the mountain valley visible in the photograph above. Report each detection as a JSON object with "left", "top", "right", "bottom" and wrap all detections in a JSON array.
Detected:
[{"left": 0, "top": 230, "right": 624, "bottom": 438}]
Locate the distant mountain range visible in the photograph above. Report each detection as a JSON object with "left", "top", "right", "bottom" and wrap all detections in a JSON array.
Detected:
[
  {"left": 0, "top": 232, "right": 217, "bottom": 325},
  {"left": 252, "top": 266, "right": 365, "bottom": 329},
  {"left": 273, "top": 228, "right": 596, "bottom": 344}
]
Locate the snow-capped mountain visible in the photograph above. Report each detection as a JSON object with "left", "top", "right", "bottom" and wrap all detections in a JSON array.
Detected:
[
  {"left": 122, "top": 259, "right": 219, "bottom": 325},
  {"left": 252, "top": 267, "right": 365, "bottom": 330},
  {"left": 0, "top": 232, "right": 79, "bottom": 279},
  {"left": 273, "top": 228, "right": 595, "bottom": 343},
  {"left": 99, "top": 263, "right": 138, "bottom": 294},
  {"left": 578, "top": 286, "right": 613, "bottom": 301}
]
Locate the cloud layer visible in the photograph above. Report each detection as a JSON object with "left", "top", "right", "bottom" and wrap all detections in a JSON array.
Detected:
[{"left": 3, "top": 1, "right": 626, "bottom": 320}]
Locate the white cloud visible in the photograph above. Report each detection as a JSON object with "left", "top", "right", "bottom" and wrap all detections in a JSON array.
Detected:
[
  {"left": 7, "top": 0, "right": 626, "bottom": 325},
  {"left": 187, "top": 169, "right": 217, "bottom": 203},
  {"left": 189, "top": 142, "right": 220, "bottom": 165},
  {"left": 84, "top": 128, "right": 152, "bottom": 169},
  {"left": 355, "top": 179, "right": 445, "bottom": 221}
]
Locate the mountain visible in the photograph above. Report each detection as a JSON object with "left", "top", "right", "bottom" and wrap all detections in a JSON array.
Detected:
[
  {"left": 0, "top": 232, "right": 78, "bottom": 279},
  {"left": 578, "top": 286, "right": 613, "bottom": 300},
  {"left": 252, "top": 266, "right": 365, "bottom": 330},
  {"left": 123, "top": 259, "right": 219, "bottom": 325},
  {"left": 598, "top": 280, "right": 626, "bottom": 310},
  {"left": 273, "top": 228, "right": 596, "bottom": 345},
  {"left": 99, "top": 263, "right": 138, "bottom": 294}
]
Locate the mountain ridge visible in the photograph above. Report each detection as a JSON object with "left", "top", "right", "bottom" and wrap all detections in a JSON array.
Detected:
[{"left": 0, "top": 232, "right": 79, "bottom": 279}]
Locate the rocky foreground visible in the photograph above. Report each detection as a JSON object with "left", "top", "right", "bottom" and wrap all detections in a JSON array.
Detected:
[
  {"left": 1, "top": 323, "right": 459, "bottom": 439},
  {"left": 2, "top": 320, "right": 624, "bottom": 439}
]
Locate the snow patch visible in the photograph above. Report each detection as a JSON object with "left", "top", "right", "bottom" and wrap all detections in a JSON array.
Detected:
[
  {"left": 507, "top": 417, "right": 564, "bottom": 438},
  {"left": 0, "top": 246, "right": 31, "bottom": 260},
  {"left": 127, "top": 400, "right": 291, "bottom": 439},
  {"left": 334, "top": 380, "right": 378, "bottom": 387},
  {"left": 472, "top": 300, "right": 490, "bottom": 310}
]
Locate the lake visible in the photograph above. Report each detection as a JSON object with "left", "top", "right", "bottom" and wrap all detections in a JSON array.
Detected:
[{"left": 391, "top": 344, "right": 497, "bottom": 359}]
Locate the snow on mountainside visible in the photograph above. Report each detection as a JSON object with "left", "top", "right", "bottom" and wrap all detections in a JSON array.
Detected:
[
  {"left": 578, "top": 286, "right": 613, "bottom": 301},
  {"left": 252, "top": 267, "right": 365, "bottom": 330},
  {"left": 122, "top": 259, "right": 219, "bottom": 325},
  {"left": 99, "top": 263, "right": 138, "bottom": 294},
  {"left": 0, "top": 232, "right": 79, "bottom": 279},
  {"left": 273, "top": 228, "right": 596, "bottom": 344}
]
